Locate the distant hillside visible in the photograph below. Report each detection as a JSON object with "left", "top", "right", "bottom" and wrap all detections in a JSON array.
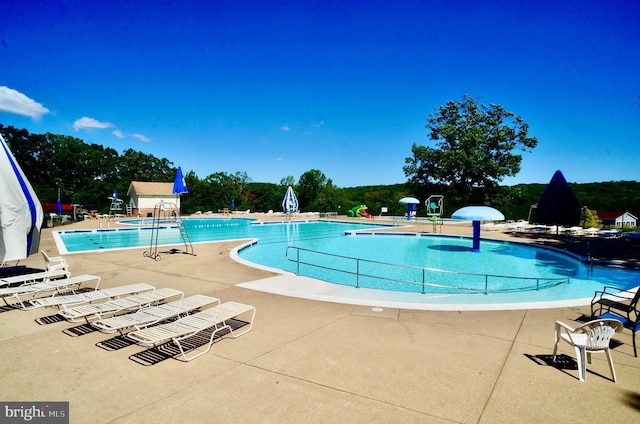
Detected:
[{"left": 340, "top": 181, "right": 640, "bottom": 221}]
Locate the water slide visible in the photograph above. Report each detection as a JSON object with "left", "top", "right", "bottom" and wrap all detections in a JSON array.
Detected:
[{"left": 347, "top": 205, "right": 373, "bottom": 219}]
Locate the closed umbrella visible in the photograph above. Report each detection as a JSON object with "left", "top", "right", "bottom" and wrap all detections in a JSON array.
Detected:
[
  {"left": 172, "top": 167, "right": 188, "bottom": 215},
  {"left": 282, "top": 186, "right": 299, "bottom": 214},
  {"left": 0, "top": 134, "right": 44, "bottom": 262},
  {"left": 172, "top": 167, "right": 188, "bottom": 195},
  {"left": 536, "top": 170, "right": 580, "bottom": 231}
]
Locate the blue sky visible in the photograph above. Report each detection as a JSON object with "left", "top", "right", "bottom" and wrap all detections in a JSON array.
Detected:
[{"left": 1, "top": 0, "right": 638, "bottom": 187}]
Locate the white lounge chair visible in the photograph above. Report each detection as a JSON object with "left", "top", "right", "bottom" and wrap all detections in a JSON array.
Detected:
[
  {"left": 41, "top": 251, "right": 68, "bottom": 273},
  {"left": 27, "top": 283, "right": 155, "bottom": 310},
  {"left": 58, "top": 288, "right": 184, "bottom": 323},
  {"left": 91, "top": 294, "right": 219, "bottom": 334},
  {"left": 127, "top": 301, "right": 255, "bottom": 361},
  {"left": 0, "top": 269, "right": 70, "bottom": 287},
  {"left": 0, "top": 274, "right": 101, "bottom": 308},
  {"left": 552, "top": 319, "right": 623, "bottom": 382}
]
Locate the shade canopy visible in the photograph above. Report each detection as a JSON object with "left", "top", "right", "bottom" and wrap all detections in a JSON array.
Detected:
[
  {"left": 398, "top": 197, "right": 420, "bottom": 204},
  {"left": 536, "top": 170, "right": 580, "bottom": 227},
  {"left": 282, "top": 186, "right": 299, "bottom": 213},
  {"left": 0, "top": 134, "right": 44, "bottom": 263},
  {"left": 451, "top": 206, "right": 505, "bottom": 221},
  {"left": 172, "top": 166, "right": 188, "bottom": 195},
  {"left": 451, "top": 205, "right": 504, "bottom": 252}
]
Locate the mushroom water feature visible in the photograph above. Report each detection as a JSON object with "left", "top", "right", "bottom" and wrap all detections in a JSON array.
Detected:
[
  {"left": 451, "top": 206, "right": 505, "bottom": 252},
  {"left": 399, "top": 197, "right": 420, "bottom": 221}
]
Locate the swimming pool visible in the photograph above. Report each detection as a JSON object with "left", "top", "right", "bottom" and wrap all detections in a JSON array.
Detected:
[{"left": 53, "top": 218, "right": 639, "bottom": 305}]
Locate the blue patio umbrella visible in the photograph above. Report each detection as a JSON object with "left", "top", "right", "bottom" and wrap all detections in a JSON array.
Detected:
[
  {"left": 231, "top": 199, "right": 235, "bottom": 210},
  {"left": 172, "top": 167, "right": 188, "bottom": 195},
  {"left": 56, "top": 199, "right": 63, "bottom": 214},
  {"left": 282, "top": 186, "right": 299, "bottom": 214},
  {"left": 112, "top": 188, "right": 118, "bottom": 199},
  {"left": 452, "top": 205, "right": 505, "bottom": 252}
]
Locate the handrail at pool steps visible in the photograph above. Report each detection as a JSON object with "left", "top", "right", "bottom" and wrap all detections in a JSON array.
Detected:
[{"left": 285, "top": 246, "right": 570, "bottom": 295}]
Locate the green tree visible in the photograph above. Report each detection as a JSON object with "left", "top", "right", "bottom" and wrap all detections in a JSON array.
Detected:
[
  {"left": 404, "top": 95, "right": 537, "bottom": 205},
  {"left": 297, "top": 169, "right": 327, "bottom": 211},
  {"left": 279, "top": 175, "right": 295, "bottom": 187},
  {"left": 118, "top": 149, "right": 174, "bottom": 183},
  {"left": 581, "top": 207, "right": 601, "bottom": 228}
]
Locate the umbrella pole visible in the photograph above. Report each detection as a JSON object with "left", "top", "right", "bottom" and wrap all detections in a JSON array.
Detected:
[{"left": 472, "top": 220, "right": 480, "bottom": 252}]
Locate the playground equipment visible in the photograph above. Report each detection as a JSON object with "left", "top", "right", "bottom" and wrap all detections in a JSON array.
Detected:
[
  {"left": 347, "top": 205, "right": 373, "bottom": 219},
  {"left": 426, "top": 195, "right": 444, "bottom": 232}
]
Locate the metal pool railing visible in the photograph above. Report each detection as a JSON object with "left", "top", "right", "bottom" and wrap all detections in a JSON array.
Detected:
[{"left": 285, "top": 246, "right": 571, "bottom": 294}]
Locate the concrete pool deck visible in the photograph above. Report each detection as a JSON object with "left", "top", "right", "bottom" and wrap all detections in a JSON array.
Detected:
[{"left": 1, "top": 215, "right": 639, "bottom": 423}]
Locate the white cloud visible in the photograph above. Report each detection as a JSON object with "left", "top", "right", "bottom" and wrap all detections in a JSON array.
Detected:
[
  {"left": 311, "top": 120, "right": 324, "bottom": 128},
  {"left": 281, "top": 125, "right": 290, "bottom": 132},
  {"left": 112, "top": 130, "right": 124, "bottom": 138},
  {"left": 131, "top": 133, "right": 151, "bottom": 142},
  {"left": 73, "top": 116, "right": 113, "bottom": 131},
  {"left": 0, "top": 86, "right": 50, "bottom": 119}
]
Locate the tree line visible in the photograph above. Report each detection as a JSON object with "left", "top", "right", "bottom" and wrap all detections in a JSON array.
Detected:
[{"left": 3, "top": 93, "right": 638, "bottom": 224}]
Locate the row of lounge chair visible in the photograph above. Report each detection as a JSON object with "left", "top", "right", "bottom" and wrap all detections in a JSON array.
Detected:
[
  {"left": 481, "top": 221, "right": 624, "bottom": 238},
  {"left": 2, "top": 258, "right": 255, "bottom": 362}
]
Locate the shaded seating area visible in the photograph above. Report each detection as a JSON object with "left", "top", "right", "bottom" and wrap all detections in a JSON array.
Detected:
[
  {"left": 0, "top": 274, "right": 101, "bottom": 308},
  {"left": 58, "top": 288, "right": 184, "bottom": 323},
  {"left": 591, "top": 285, "right": 640, "bottom": 357},
  {"left": 552, "top": 319, "right": 623, "bottom": 382},
  {"left": 27, "top": 283, "right": 155, "bottom": 310},
  {"left": 127, "top": 301, "right": 255, "bottom": 361},
  {"left": 91, "top": 294, "right": 219, "bottom": 334}
]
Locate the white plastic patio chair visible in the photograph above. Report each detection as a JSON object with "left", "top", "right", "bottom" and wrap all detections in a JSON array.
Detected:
[
  {"left": 41, "top": 251, "right": 68, "bottom": 273},
  {"left": 552, "top": 319, "right": 623, "bottom": 382}
]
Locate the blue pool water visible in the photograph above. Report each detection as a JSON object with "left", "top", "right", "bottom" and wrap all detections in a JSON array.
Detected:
[{"left": 54, "top": 218, "right": 639, "bottom": 303}]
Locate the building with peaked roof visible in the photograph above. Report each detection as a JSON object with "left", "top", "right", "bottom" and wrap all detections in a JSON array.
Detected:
[
  {"left": 596, "top": 211, "right": 638, "bottom": 228},
  {"left": 127, "top": 182, "right": 178, "bottom": 217}
]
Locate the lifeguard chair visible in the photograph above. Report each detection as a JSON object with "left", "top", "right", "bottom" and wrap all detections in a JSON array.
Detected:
[{"left": 426, "top": 195, "right": 444, "bottom": 232}]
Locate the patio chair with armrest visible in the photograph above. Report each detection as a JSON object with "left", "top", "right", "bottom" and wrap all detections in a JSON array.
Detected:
[
  {"left": 591, "top": 285, "right": 640, "bottom": 357},
  {"left": 552, "top": 319, "right": 623, "bottom": 382},
  {"left": 127, "top": 301, "right": 255, "bottom": 361},
  {"left": 41, "top": 251, "right": 68, "bottom": 273}
]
